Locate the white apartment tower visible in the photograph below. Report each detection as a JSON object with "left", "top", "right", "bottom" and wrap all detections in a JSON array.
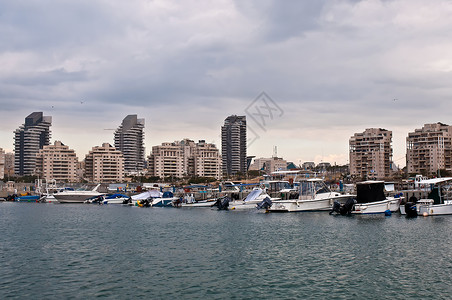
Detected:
[
  {"left": 114, "top": 115, "right": 145, "bottom": 174},
  {"left": 84, "top": 143, "right": 125, "bottom": 183},
  {"left": 148, "top": 142, "right": 185, "bottom": 179},
  {"left": 14, "top": 112, "right": 52, "bottom": 176},
  {"left": 35, "top": 141, "right": 79, "bottom": 183},
  {"left": 194, "top": 140, "right": 222, "bottom": 179},
  {"left": 349, "top": 128, "right": 393, "bottom": 180},
  {"left": 221, "top": 115, "right": 247, "bottom": 175},
  {"left": 148, "top": 139, "right": 221, "bottom": 179},
  {"left": 406, "top": 123, "right": 452, "bottom": 176}
]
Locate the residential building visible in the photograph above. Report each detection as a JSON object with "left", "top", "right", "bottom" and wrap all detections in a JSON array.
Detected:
[
  {"left": 114, "top": 115, "right": 145, "bottom": 174},
  {"left": 406, "top": 123, "right": 452, "bottom": 175},
  {"left": 194, "top": 140, "right": 222, "bottom": 179},
  {"left": 0, "top": 148, "right": 4, "bottom": 179},
  {"left": 14, "top": 112, "right": 52, "bottom": 176},
  {"left": 302, "top": 162, "right": 315, "bottom": 170},
  {"left": 4, "top": 153, "right": 14, "bottom": 178},
  {"left": 221, "top": 115, "right": 247, "bottom": 175},
  {"left": 35, "top": 141, "right": 78, "bottom": 183},
  {"left": 84, "top": 143, "right": 124, "bottom": 183},
  {"left": 148, "top": 139, "right": 221, "bottom": 179},
  {"left": 349, "top": 128, "right": 393, "bottom": 180},
  {"left": 249, "top": 157, "right": 287, "bottom": 174},
  {"left": 148, "top": 141, "right": 185, "bottom": 179}
]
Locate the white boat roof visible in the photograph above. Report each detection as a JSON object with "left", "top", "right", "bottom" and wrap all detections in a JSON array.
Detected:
[
  {"left": 418, "top": 177, "right": 452, "bottom": 185},
  {"left": 296, "top": 178, "right": 324, "bottom": 182},
  {"left": 357, "top": 180, "right": 385, "bottom": 184}
]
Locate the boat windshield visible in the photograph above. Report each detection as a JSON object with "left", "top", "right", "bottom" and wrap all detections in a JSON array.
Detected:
[{"left": 299, "top": 180, "right": 330, "bottom": 196}]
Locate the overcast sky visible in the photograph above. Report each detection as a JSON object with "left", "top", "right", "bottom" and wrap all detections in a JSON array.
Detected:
[{"left": 2, "top": 0, "right": 452, "bottom": 167}]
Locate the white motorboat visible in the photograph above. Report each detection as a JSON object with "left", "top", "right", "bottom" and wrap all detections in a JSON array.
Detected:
[
  {"left": 124, "top": 190, "right": 155, "bottom": 206},
  {"left": 103, "top": 194, "right": 130, "bottom": 204},
  {"left": 229, "top": 188, "right": 280, "bottom": 210},
  {"left": 400, "top": 177, "right": 452, "bottom": 216},
  {"left": 53, "top": 184, "right": 103, "bottom": 204},
  {"left": 268, "top": 178, "right": 354, "bottom": 212},
  {"left": 179, "top": 194, "right": 216, "bottom": 207},
  {"left": 351, "top": 181, "right": 401, "bottom": 215}
]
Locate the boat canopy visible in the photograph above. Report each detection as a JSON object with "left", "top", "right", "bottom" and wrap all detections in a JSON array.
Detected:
[
  {"left": 418, "top": 177, "right": 452, "bottom": 185},
  {"left": 356, "top": 181, "right": 386, "bottom": 204},
  {"left": 131, "top": 191, "right": 153, "bottom": 200}
]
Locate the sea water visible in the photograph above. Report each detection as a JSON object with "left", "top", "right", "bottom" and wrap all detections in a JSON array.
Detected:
[{"left": 0, "top": 203, "right": 451, "bottom": 299}]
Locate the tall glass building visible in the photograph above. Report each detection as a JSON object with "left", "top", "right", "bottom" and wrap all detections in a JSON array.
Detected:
[
  {"left": 114, "top": 115, "right": 145, "bottom": 174},
  {"left": 221, "top": 115, "right": 247, "bottom": 176},
  {"left": 14, "top": 112, "right": 52, "bottom": 176}
]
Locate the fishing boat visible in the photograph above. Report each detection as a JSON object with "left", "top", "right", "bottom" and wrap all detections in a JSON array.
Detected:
[
  {"left": 268, "top": 178, "right": 354, "bottom": 212},
  {"left": 400, "top": 177, "right": 452, "bottom": 216},
  {"left": 351, "top": 181, "right": 401, "bottom": 214},
  {"left": 179, "top": 194, "right": 216, "bottom": 207}
]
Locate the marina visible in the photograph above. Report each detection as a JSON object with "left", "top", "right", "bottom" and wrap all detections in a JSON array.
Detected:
[{"left": 0, "top": 202, "right": 450, "bottom": 299}]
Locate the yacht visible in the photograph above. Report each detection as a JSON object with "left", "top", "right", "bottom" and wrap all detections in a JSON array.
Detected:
[
  {"left": 268, "top": 178, "right": 354, "bottom": 212},
  {"left": 53, "top": 184, "right": 103, "bottom": 204}
]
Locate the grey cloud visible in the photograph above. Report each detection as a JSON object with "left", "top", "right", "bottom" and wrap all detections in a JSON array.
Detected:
[{"left": 3, "top": 68, "right": 87, "bottom": 86}]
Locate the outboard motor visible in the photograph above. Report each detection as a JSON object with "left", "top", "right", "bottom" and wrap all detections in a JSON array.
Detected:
[
  {"left": 330, "top": 200, "right": 342, "bottom": 215},
  {"left": 142, "top": 199, "right": 151, "bottom": 207},
  {"left": 330, "top": 198, "right": 355, "bottom": 216},
  {"left": 212, "top": 196, "right": 230, "bottom": 210},
  {"left": 123, "top": 197, "right": 132, "bottom": 205},
  {"left": 341, "top": 197, "right": 355, "bottom": 215},
  {"left": 257, "top": 197, "right": 272, "bottom": 211},
  {"left": 404, "top": 202, "right": 418, "bottom": 218}
]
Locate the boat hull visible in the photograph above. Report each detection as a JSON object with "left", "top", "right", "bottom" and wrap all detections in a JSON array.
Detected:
[
  {"left": 151, "top": 198, "right": 178, "bottom": 207},
  {"left": 352, "top": 197, "right": 400, "bottom": 214},
  {"left": 417, "top": 200, "right": 452, "bottom": 216},
  {"left": 54, "top": 193, "right": 102, "bottom": 203},
  {"left": 268, "top": 195, "right": 353, "bottom": 212}
]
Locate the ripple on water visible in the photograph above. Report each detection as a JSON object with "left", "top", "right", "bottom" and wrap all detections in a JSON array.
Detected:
[{"left": 0, "top": 204, "right": 451, "bottom": 299}]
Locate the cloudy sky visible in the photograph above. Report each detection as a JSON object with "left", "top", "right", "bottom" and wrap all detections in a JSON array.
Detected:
[{"left": 1, "top": 0, "right": 452, "bottom": 167}]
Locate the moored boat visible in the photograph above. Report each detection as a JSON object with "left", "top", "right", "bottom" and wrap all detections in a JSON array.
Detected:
[
  {"left": 53, "top": 184, "right": 103, "bottom": 203},
  {"left": 268, "top": 178, "right": 354, "bottom": 212},
  {"left": 351, "top": 181, "right": 401, "bottom": 215},
  {"left": 400, "top": 177, "right": 452, "bottom": 216}
]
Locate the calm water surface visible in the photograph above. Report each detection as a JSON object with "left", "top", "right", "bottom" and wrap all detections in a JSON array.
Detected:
[{"left": 0, "top": 203, "right": 451, "bottom": 299}]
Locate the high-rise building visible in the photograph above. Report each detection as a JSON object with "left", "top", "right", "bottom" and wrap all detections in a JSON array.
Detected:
[
  {"left": 221, "top": 115, "right": 247, "bottom": 176},
  {"left": 35, "top": 141, "right": 79, "bottom": 183},
  {"left": 148, "top": 139, "right": 221, "bottom": 179},
  {"left": 349, "top": 128, "right": 393, "bottom": 180},
  {"left": 406, "top": 123, "right": 452, "bottom": 176},
  {"left": 14, "top": 112, "right": 52, "bottom": 176},
  {"left": 84, "top": 143, "right": 124, "bottom": 183},
  {"left": 114, "top": 115, "right": 145, "bottom": 174},
  {"left": 0, "top": 148, "right": 5, "bottom": 179}
]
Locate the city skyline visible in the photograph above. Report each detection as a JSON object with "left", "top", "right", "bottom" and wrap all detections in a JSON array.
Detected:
[{"left": 2, "top": 1, "right": 452, "bottom": 166}]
